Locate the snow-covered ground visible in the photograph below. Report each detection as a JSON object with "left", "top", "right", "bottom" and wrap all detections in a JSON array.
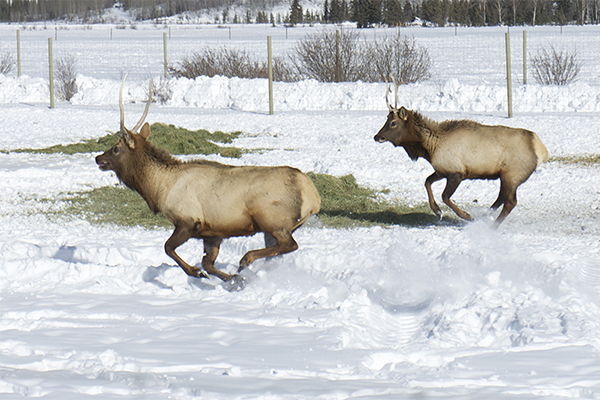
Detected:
[{"left": 1, "top": 23, "right": 600, "bottom": 399}]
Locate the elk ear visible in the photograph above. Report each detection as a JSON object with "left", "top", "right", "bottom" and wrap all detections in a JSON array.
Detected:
[
  {"left": 399, "top": 107, "right": 408, "bottom": 121},
  {"left": 139, "top": 122, "right": 151, "bottom": 140}
]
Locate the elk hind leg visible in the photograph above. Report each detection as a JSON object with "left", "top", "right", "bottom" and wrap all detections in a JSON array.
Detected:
[
  {"left": 442, "top": 174, "right": 472, "bottom": 221},
  {"left": 238, "top": 228, "right": 298, "bottom": 272},
  {"left": 494, "top": 181, "right": 518, "bottom": 226},
  {"left": 491, "top": 180, "right": 507, "bottom": 210},
  {"left": 165, "top": 224, "right": 209, "bottom": 279}
]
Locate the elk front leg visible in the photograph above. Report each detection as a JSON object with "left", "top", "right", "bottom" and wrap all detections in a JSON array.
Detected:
[
  {"left": 442, "top": 173, "right": 472, "bottom": 221},
  {"left": 201, "top": 237, "right": 235, "bottom": 282},
  {"left": 165, "top": 224, "right": 209, "bottom": 279},
  {"left": 425, "top": 172, "right": 443, "bottom": 217}
]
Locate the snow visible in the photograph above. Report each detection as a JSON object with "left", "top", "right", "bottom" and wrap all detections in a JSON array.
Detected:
[{"left": 1, "top": 23, "right": 600, "bottom": 399}]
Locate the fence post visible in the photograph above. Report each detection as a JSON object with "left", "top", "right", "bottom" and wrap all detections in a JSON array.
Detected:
[
  {"left": 163, "top": 32, "right": 168, "bottom": 78},
  {"left": 16, "top": 29, "right": 21, "bottom": 77},
  {"left": 48, "top": 37, "right": 55, "bottom": 109},
  {"left": 335, "top": 30, "right": 340, "bottom": 82},
  {"left": 505, "top": 32, "right": 512, "bottom": 118},
  {"left": 522, "top": 30, "right": 527, "bottom": 85},
  {"left": 267, "top": 36, "right": 274, "bottom": 115}
]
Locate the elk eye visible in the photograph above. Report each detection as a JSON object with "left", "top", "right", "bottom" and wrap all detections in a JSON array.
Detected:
[
  {"left": 113, "top": 146, "right": 119, "bottom": 154},
  {"left": 390, "top": 121, "right": 397, "bottom": 128}
]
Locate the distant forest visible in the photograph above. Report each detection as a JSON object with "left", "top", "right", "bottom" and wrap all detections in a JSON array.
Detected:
[{"left": 0, "top": 0, "right": 598, "bottom": 26}]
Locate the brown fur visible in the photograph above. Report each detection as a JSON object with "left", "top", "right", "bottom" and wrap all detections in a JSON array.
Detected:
[
  {"left": 374, "top": 107, "right": 548, "bottom": 225},
  {"left": 96, "top": 123, "right": 320, "bottom": 285}
]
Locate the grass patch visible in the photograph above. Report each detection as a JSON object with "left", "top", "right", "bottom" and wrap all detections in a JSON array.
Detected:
[
  {"left": 550, "top": 155, "right": 600, "bottom": 166},
  {"left": 57, "top": 173, "right": 442, "bottom": 230},
  {"left": 8, "top": 123, "right": 243, "bottom": 158},
  {"left": 148, "top": 123, "right": 242, "bottom": 158},
  {"left": 308, "top": 172, "right": 442, "bottom": 228},
  {"left": 13, "top": 122, "right": 441, "bottom": 229},
  {"left": 62, "top": 185, "right": 171, "bottom": 229},
  {"left": 10, "top": 135, "right": 119, "bottom": 155}
]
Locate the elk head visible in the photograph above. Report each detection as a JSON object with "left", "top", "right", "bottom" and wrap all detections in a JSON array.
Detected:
[
  {"left": 96, "top": 76, "right": 153, "bottom": 175},
  {"left": 374, "top": 75, "right": 410, "bottom": 147}
]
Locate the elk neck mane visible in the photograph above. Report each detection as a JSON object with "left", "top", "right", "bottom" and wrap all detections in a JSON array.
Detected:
[
  {"left": 406, "top": 110, "right": 481, "bottom": 161},
  {"left": 403, "top": 110, "right": 439, "bottom": 161}
]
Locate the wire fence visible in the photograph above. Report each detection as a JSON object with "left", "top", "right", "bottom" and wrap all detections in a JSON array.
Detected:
[{"left": 1, "top": 23, "right": 599, "bottom": 86}]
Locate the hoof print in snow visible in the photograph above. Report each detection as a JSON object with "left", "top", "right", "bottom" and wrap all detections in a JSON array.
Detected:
[{"left": 224, "top": 275, "right": 247, "bottom": 292}]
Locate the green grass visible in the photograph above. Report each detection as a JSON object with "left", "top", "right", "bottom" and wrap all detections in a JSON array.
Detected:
[
  {"left": 307, "top": 173, "right": 443, "bottom": 228},
  {"left": 57, "top": 173, "right": 443, "bottom": 230},
  {"left": 8, "top": 123, "right": 243, "bottom": 158},
  {"left": 61, "top": 185, "right": 171, "bottom": 229},
  {"left": 10, "top": 122, "right": 443, "bottom": 229}
]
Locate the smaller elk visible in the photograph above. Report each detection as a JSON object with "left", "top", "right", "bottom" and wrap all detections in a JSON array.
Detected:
[
  {"left": 374, "top": 78, "right": 548, "bottom": 225},
  {"left": 96, "top": 77, "right": 320, "bottom": 288}
]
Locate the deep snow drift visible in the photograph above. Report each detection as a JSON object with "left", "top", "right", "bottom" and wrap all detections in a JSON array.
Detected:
[{"left": 0, "top": 23, "right": 600, "bottom": 399}]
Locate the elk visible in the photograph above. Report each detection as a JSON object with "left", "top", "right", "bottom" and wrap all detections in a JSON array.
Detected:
[
  {"left": 374, "top": 78, "right": 548, "bottom": 225},
  {"left": 96, "top": 77, "right": 320, "bottom": 288}
]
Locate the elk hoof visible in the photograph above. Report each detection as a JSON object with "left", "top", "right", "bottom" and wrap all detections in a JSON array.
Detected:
[
  {"left": 199, "top": 269, "right": 210, "bottom": 279},
  {"left": 224, "top": 274, "right": 246, "bottom": 292},
  {"left": 188, "top": 267, "right": 210, "bottom": 279}
]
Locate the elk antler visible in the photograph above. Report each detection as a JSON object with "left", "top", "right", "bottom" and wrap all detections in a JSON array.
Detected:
[
  {"left": 119, "top": 74, "right": 135, "bottom": 149},
  {"left": 119, "top": 75, "right": 153, "bottom": 148},
  {"left": 131, "top": 78, "right": 153, "bottom": 133},
  {"left": 384, "top": 74, "right": 401, "bottom": 112},
  {"left": 119, "top": 75, "right": 127, "bottom": 136}
]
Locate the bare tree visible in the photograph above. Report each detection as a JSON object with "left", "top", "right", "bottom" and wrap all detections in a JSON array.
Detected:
[
  {"left": 290, "top": 29, "right": 361, "bottom": 82},
  {"left": 55, "top": 54, "right": 77, "bottom": 101},
  {"left": 169, "top": 47, "right": 297, "bottom": 82},
  {"left": 531, "top": 44, "right": 582, "bottom": 85},
  {"left": 0, "top": 47, "right": 15, "bottom": 75},
  {"left": 364, "top": 33, "right": 432, "bottom": 83}
]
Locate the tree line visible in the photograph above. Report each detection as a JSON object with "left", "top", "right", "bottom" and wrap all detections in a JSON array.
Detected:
[
  {"left": 0, "top": 0, "right": 598, "bottom": 26},
  {"left": 326, "top": 0, "right": 599, "bottom": 27}
]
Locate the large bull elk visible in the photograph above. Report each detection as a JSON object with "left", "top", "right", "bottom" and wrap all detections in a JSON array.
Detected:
[
  {"left": 374, "top": 78, "right": 548, "bottom": 225},
  {"left": 96, "top": 77, "right": 320, "bottom": 288}
]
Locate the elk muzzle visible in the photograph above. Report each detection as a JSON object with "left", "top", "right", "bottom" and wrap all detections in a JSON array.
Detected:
[
  {"left": 96, "top": 152, "right": 111, "bottom": 171},
  {"left": 374, "top": 132, "right": 387, "bottom": 143}
]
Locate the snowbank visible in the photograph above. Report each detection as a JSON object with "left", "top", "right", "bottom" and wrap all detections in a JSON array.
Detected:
[{"left": 3, "top": 74, "right": 600, "bottom": 114}]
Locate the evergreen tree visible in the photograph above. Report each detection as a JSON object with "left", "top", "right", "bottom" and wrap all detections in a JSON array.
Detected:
[
  {"left": 421, "top": 0, "right": 447, "bottom": 25},
  {"left": 290, "top": 0, "right": 303, "bottom": 25},
  {"left": 469, "top": 0, "right": 486, "bottom": 26},
  {"left": 330, "top": 0, "right": 343, "bottom": 21},
  {"left": 353, "top": 0, "right": 381, "bottom": 27},
  {"left": 402, "top": 0, "right": 416, "bottom": 24},
  {"left": 383, "top": 0, "right": 403, "bottom": 25}
]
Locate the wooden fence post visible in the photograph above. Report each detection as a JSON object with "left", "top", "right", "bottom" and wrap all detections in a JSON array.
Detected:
[
  {"left": 48, "top": 37, "right": 55, "bottom": 109},
  {"left": 267, "top": 36, "right": 274, "bottom": 115},
  {"left": 335, "top": 30, "right": 340, "bottom": 82},
  {"left": 163, "top": 32, "right": 168, "bottom": 79},
  {"left": 505, "top": 32, "right": 512, "bottom": 118},
  {"left": 16, "top": 29, "right": 21, "bottom": 77},
  {"left": 522, "top": 30, "right": 527, "bottom": 85}
]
